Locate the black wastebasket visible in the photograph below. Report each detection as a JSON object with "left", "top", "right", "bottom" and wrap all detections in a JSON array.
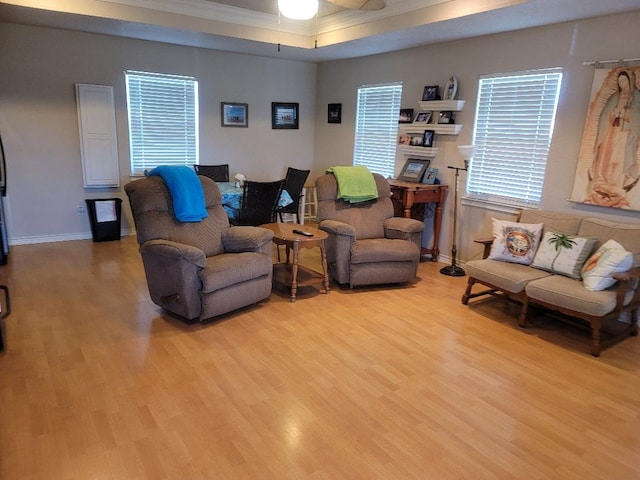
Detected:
[{"left": 85, "top": 198, "right": 122, "bottom": 242}]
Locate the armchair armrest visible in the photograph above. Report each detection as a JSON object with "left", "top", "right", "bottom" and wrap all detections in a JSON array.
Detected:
[
  {"left": 222, "top": 226, "right": 274, "bottom": 255},
  {"left": 317, "top": 219, "right": 356, "bottom": 238},
  {"left": 140, "top": 239, "right": 206, "bottom": 267},
  {"left": 384, "top": 217, "right": 424, "bottom": 236},
  {"left": 138, "top": 239, "right": 207, "bottom": 320},
  {"left": 474, "top": 237, "right": 495, "bottom": 259}
]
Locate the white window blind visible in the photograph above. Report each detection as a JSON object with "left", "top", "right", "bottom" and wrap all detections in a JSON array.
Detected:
[
  {"left": 353, "top": 83, "right": 402, "bottom": 178},
  {"left": 468, "top": 68, "right": 562, "bottom": 207},
  {"left": 125, "top": 70, "right": 199, "bottom": 175}
]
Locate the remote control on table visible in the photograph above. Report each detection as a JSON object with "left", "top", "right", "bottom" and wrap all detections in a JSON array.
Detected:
[{"left": 292, "top": 229, "right": 314, "bottom": 237}]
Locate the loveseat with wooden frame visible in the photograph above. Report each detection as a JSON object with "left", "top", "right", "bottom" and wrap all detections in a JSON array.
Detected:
[{"left": 462, "top": 210, "right": 640, "bottom": 356}]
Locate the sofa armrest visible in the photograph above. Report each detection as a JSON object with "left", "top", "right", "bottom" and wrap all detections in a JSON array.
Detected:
[
  {"left": 612, "top": 266, "right": 640, "bottom": 314},
  {"left": 474, "top": 237, "right": 494, "bottom": 259},
  {"left": 222, "top": 226, "right": 274, "bottom": 255}
]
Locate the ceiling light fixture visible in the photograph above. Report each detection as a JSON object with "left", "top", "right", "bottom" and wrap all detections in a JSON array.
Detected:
[{"left": 278, "top": 0, "right": 319, "bottom": 20}]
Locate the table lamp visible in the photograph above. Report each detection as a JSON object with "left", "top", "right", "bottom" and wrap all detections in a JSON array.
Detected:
[{"left": 440, "top": 144, "right": 474, "bottom": 277}]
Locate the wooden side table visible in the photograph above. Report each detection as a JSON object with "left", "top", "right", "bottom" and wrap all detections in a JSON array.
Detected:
[
  {"left": 388, "top": 180, "right": 448, "bottom": 262},
  {"left": 259, "top": 223, "right": 330, "bottom": 302}
]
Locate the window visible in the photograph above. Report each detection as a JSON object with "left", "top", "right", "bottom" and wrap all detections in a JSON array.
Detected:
[
  {"left": 353, "top": 83, "right": 402, "bottom": 178},
  {"left": 467, "top": 68, "right": 562, "bottom": 207},
  {"left": 125, "top": 70, "right": 199, "bottom": 175}
]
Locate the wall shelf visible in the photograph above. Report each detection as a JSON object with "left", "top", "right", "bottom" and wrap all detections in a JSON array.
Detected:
[
  {"left": 398, "top": 123, "right": 463, "bottom": 135},
  {"left": 397, "top": 146, "right": 439, "bottom": 157},
  {"left": 418, "top": 99, "right": 465, "bottom": 111}
]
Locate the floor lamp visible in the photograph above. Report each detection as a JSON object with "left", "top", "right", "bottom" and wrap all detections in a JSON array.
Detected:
[{"left": 440, "top": 145, "right": 474, "bottom": 277}]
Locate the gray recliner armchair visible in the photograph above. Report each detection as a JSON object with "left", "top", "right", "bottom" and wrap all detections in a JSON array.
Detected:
[
  {"left": 315, "top": 172, "right": 425, "bottom": 287},
  {"left": 125, "top": 175, "right": 274, "bottom": 322}
]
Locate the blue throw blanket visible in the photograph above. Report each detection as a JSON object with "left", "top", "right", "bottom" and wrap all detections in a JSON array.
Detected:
[{"left": 147, "top": 166, "right": 208, "bottom": 222}]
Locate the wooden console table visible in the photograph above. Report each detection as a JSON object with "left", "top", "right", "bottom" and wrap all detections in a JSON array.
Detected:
[{"left": 388, "top": 180, "right": 448, "bottom": 262}]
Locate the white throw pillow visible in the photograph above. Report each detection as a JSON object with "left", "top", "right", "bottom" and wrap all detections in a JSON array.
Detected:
[
  {"left": 581, "top": 239, "right": 633, "bottom": 291},
  {"left": 488, "top": 219, "right": 543, "bottom": 265},
  {"left": 531, "top": 231, "right": 597, "bottom": 279}
]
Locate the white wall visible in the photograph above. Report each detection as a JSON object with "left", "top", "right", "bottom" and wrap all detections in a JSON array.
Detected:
[
  {"left": 314, "top": 10, "right": 640, "bottom": 262},
  {"left": 0, "top": 23, "right": 317, "bottom": 244},
  {"left": 2, "top": 10, "right": 640, "bottom": 254}
]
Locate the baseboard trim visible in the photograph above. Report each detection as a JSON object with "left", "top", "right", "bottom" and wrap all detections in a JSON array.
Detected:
[{"left": 9, "top": 229, "right": 135, "bottom": 246}]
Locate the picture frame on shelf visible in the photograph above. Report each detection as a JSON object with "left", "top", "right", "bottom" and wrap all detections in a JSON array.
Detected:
[
  {"left": 399, "top": 158, "right": 430, "bottom": 182},
  {"left": 413, "top": 111, "right": 432, "bottom": 124},
  {"left": 422, "top": 85, "right": 440, "bottom": 101},
  {"left": 438, "top": 111, "right": 454, "bottom": 124},
  {"left": 422, "top": 129, "right": 435, "bottom": 147},
  {"left": 443, "top": 76, "right": 458, "bottom": 100},
  {"left": 398, "top": 134, "right": 411, "bottom": 145},
  {"left": 221, "top": 102, "right": 248, "bottom": 127},
  {"left": 408, "top": 133, "right": 424, "bottom": 146},
  {"left": 328, "top": 103, "right": 342, "bottom": 123},
  {"left": 272, "top": 102, "right": 299, "bottom": 129},
  {"left": 422, "top": 167, "right": 439, "bottom": 184},
  {"left": 399, "top": 108, "right": 414, "bottom": 123}
]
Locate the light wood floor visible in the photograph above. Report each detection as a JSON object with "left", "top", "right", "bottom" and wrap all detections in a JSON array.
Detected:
[{"left": 1, "top": 235, "right": 640, "bottom": 479}]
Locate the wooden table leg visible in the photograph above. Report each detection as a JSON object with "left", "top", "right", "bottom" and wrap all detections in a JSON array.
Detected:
[
  {"left": 290, "top": 242, "right": 299, "bottom": 302},
  {"left": 320, "top": 242, "right": 330, "bottom": 294}
]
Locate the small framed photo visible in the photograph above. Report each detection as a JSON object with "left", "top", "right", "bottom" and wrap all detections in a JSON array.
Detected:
[
  {"left": 422, "top": 167, "right": 439, "bottom": 184},
  {"left": 422, "top": 85, "right": 440, "bottom": 101},
  {"left": 272, "top": 102, "right": 299, "bottom": 129},
  {"left": 399, "top": 108, "right": 414, "bottom": 123},
  {"left": 408, "top": 133, "right": 424, "bottom": 146},
  {"left": 328, "top": 103, "right": 342, "bottom": 123},
  {"left": 221, "top": 102, "right": 248, "bottom": 127},
  {"left": 422, "top": 129, "right": 435, "bottom": 147},
  {"left": 413, "top": 111, "right": 432, "bottom": 124},
  {"left": 398, "top": 134, "right": 411, "bottom": 145},
  {"left": 438, "top": 111, "right": 454, "bottom": 124},
  {"left": 399, "top": 158, "right": 430, "bottom": 182}
]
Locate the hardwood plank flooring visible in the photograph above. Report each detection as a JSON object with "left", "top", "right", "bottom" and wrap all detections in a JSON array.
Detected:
[{"left": 1, "top": 235, "right": 640, "bottom": 479}]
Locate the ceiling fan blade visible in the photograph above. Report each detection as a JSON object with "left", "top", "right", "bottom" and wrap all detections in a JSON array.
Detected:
[{"left": 326, "top": 0, "right": 386, "bottom": 11}]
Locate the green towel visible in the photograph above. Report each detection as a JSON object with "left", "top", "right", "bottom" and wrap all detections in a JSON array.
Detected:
[{"left": 326, "top": 166, "right": 378, "bottom": 203}]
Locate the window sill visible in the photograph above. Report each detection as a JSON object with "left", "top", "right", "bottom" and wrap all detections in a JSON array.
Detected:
[{"left": 460, "top": 196, "right": 525, "bottom": 216}]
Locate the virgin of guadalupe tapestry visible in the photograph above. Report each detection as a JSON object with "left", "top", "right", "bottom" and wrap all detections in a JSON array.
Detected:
[{"left": 570, "top": 66, "right": 640, "bottom": 210}]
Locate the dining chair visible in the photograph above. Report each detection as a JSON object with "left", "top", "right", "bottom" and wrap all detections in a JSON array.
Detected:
[
  {"left": 276, "top": 167, "right": 310, "bottom": 224},
  {"left": 236, "top": 179, "right": 285, "bottom": 226},
  {"left": 194, "top": 164, "right": 230, "bottom": 182}
]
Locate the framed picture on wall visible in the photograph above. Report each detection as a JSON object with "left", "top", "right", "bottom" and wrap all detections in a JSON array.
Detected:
[
  {"left": 328, "top": 103, "right": 342, "bottom": 123},
  {"left": 398, "top": 158, "right": 430, "bottom": 182},
  {"left": 272, "top": 102, "right": 299, "bottom": 129},
  {"left": 221, "top": 102, "right": 248, "bottom": 127}
]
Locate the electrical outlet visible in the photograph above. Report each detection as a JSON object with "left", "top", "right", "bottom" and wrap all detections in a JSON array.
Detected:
[{"left": 76, "top": 205, "right": 86, "bottom": 216}]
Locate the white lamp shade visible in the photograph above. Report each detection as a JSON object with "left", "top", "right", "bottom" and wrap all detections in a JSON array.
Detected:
[
  {"left": 457, "top": 144, "right": 475, "bottom": 160},
  {"left": 278, "top": 0, "right": 319, "bottom": 20}
]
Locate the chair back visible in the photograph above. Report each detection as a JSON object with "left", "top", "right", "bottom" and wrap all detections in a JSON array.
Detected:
[
  {"left": 277, "top": 167, "right": 310, "bottom": 220},
  {"left": 315, "top": 172, "right": 393, "bottom": 239},
  {"left": 237, "top": 179, "right": 285, "bottom": 226},
  {"left": 194, "top": 164, "right": 230, "bottom": 182},
  {"left": 125, "top": 175, "right": 229, "bottom": 257}
]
